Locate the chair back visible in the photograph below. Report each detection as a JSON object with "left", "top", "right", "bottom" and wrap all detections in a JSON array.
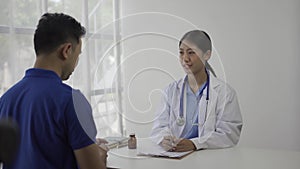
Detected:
[{"left": 0, "top": 118, "right": 20, "bottom": 164}]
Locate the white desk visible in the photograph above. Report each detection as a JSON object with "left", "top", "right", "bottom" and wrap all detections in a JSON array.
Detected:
[{"left": 107, "top": 139, "right": 300, "bottom": 169}]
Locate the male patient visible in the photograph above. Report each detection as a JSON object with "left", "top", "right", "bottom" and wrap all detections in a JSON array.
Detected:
[{"left": 0, "top": 13, "right": 107, "bottom": 169}]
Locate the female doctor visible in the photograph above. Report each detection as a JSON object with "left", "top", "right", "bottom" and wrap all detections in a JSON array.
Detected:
[{"left": 150, "top": 30, "right": 243, "bottom": 152}]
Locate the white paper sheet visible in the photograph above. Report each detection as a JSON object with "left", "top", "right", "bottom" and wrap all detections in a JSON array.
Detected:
[{"left": 137, "top": 139, "right": 193, "bottom": 158}]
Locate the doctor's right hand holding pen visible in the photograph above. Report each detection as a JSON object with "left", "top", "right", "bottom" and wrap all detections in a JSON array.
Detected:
[{"left": 160, "top": 136, "right": 196, "bottom": 152}]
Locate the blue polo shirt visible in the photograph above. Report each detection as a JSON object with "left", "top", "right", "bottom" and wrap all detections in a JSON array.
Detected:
[{"left": 0, "top": 68, "right": 96, "bottom": 169}]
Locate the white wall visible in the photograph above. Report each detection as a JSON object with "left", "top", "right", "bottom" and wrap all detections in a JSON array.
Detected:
[{"left": 120, "top": 0, "right": 300, "bottom": 151}]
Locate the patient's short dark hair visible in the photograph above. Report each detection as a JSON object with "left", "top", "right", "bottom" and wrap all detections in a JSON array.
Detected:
[{"left": 34, "top": 13, "right": 86, "bottom": 55}]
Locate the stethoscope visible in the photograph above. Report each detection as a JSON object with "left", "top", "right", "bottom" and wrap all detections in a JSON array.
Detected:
[{"left": 176, "top": 72, "right": 210, "bottom": 126}]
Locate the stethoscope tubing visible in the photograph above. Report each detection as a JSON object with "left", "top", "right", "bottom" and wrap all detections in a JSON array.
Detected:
[{"left": 178, "top": 71, "right": 210, "bottom": 126}]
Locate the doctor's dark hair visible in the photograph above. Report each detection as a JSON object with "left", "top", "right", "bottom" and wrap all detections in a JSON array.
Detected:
[
  {"left": 179, "top": 30, "right": 217, "bottom": 77},
  {"left": 34, "top": 13, "right": 86, "bottom": 56}
]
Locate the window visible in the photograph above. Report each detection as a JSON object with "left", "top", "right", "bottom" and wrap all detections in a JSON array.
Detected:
[{"left": 0, "top": 0, "right": 123, "bottom": 138}]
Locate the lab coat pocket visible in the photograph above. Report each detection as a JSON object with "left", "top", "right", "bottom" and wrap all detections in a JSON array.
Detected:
[
  {"left": 202, "top": 104, "right": 217, "bottom": 136},
  {"left": 204, "top": 112, "right": 216, "bottom": 134}
]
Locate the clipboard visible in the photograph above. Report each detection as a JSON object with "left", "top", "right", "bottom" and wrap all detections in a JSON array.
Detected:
[{"left": 136, "top": 140, "right": 194, "bottom": 159}]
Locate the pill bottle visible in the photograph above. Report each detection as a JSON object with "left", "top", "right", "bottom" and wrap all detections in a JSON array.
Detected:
[{"left": 128, "top": 133, "right": 137, "bottom": 149}]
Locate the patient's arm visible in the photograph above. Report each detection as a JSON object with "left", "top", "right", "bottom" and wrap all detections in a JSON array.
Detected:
[{"left": 74, "top": 143, "right": 107, "bottom": 169}]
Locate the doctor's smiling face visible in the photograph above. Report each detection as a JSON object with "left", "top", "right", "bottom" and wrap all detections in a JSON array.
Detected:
[{"left": 179, "top": 40, "right": 209, "bottom": 75}]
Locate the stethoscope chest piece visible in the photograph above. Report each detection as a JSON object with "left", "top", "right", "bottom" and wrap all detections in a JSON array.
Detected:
[{"left": 176, "top": 116, "right": 185, "bottom": 126}]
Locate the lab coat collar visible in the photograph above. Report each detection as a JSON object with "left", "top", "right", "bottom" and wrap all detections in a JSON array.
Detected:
[
  {"left": 176, "top": 76, "right": 185, "bottom": 90},
  {"left": 176, "top": 73, "right": 221, "bottom": 91},
  {"left": 210, "top": 74, "right": 221, "bottom": 89}
]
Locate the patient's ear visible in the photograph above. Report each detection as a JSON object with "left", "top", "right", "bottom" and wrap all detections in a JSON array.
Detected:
[{"left": 60, "top": 43, "right": 72, "bottom": 60}]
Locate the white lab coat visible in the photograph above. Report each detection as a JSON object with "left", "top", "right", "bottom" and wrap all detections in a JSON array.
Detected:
[{"left": 150, "top": 75, "right": 243, "bottom": 150}]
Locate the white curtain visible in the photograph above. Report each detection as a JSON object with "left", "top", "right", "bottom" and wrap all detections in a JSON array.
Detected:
[{"left": 0, "top": 0, "right": 123, "bottom": 138}]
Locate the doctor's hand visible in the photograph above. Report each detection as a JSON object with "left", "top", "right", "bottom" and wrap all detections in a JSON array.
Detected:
[
  {"left": 160, "top": 136, "right": 181, "bottom": 151},
  {"left": 172, "top": 139, "right": 196, "bottom": 152}
]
